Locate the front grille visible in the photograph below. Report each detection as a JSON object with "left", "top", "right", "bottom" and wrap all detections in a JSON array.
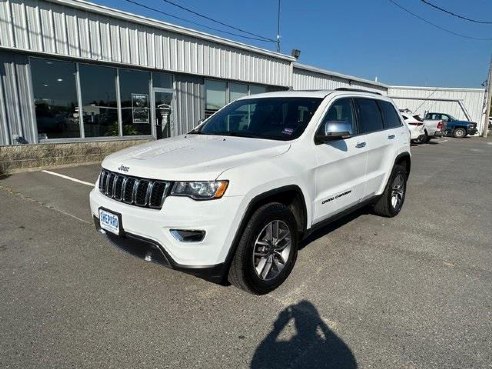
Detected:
[{"left": 98, "top": 169, "right": 170, "bottom": 209}]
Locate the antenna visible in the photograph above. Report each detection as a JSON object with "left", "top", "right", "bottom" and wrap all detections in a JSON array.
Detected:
[{"left": 276, "top": 0, "right": 281, "bottom": 52}]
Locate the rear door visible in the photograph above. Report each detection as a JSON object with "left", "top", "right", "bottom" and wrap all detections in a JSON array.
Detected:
[
  {"left": 354, "top": 98, "right": 398, "bottom": 200},
  {"left": 312, "top": 97, "right": 368, "bottom": 223}
]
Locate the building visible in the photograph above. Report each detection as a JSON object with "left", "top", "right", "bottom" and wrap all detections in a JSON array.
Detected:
[
  {"left": 388, "top": 86, "right": 486, "bottom": 129},
  {"left": 0, "top": 0, "right": 486, "bottom": 157}
]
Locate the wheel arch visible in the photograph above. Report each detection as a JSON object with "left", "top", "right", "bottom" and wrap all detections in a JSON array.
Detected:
[
  {"left": 222, "top": 185, "right": 308, "bottom": 278},
  {"left": 394, "top": 152, "right": 411, "bottom": 175}
]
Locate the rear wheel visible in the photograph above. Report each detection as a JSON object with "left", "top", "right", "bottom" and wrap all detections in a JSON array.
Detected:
[
  {"left": 453, "top": 127, "right": 466, "bottom": 138},
  {"left": 421, "top": 130, "right": 430, "bottom": 143},
  {"left": 228, "top": 202, "right": 298, "bottom": 295},
  {"left": 414, "top": 131, "right": 427, "bottom": 144},
  {"left": 373, "top": 164, "right": 407, "bottom": 217}
]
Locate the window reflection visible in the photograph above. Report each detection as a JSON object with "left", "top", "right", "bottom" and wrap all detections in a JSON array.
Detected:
[
  {"left": 205, "top": 80, "right": 227, "bottom": 118},
  {"left": 205, "top": 80, "right": 270, "bottom": 118},
  {"left": 79, "top": 64, "right": 118, "bottom": 137},
  {"left": 152, "top": 72, "right": 173, "bottom": 88},
  {"left": 31, "top": 58, "right": 80, "bottom": 139},
  {"left": 120, "top": 69, "right": 151, "bottom": 136},
  {"left": 230, "top": 83, "right": 248, "bottom": 103},
  {"left": 250, "top": 85, "right": 267, "bottom": 95}
]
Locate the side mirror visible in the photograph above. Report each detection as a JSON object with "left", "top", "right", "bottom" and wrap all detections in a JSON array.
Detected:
[{"left": 315, "top": 120, "right": 352, "bottom": 144}]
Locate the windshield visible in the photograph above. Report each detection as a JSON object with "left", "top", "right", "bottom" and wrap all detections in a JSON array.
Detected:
[{"left": 191, "top": 97, "right": 323, "bottom": 141}]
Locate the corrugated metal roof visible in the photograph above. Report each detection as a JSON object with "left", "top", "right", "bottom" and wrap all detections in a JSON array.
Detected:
[
  {"left": 294, "top": 63, "right": 389, "bottom": 89},
  {"left": 390, "top": 85, "right": 484, "bottom": 93},
  {"left": 0, "top": 0, "right": 294, "bottom": 86},
  {"left": 49, "top": 0, "right": 295, "bottom": 62}
]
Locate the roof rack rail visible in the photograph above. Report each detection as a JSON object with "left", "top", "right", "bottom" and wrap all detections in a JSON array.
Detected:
[{"left": 334, "top": 88, "right": 382, "bottom": 96}]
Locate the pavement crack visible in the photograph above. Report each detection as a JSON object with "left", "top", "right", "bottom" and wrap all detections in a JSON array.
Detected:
[{"left": 0, "top": 184, "right": 90, "bottom": 225}]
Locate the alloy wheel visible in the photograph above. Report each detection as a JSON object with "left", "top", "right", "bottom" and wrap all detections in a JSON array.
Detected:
[
  {"left": 252, "top": 220, "right": 292, "bottom": 281},
  {"left": 390, "top": 174, "right": 405, "bottom": 210}
]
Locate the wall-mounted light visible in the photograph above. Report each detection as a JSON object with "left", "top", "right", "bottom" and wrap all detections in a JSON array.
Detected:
[{"left": 291, "top": 49, "right": 301, "bottom": 59}]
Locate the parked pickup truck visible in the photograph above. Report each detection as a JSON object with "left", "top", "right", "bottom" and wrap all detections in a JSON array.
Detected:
[
  {"left": 424, "top": 112, "right": 478, "bottom": 138},
  {"left": 415, "top": 113, "right": 444, "bottom": 143}
]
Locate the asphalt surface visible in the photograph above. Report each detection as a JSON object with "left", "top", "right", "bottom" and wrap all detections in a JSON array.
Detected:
[{"left": 1, "top": 137, "right": 491, "bottom": 368}]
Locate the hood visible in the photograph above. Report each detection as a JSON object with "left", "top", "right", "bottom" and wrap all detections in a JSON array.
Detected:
[{"left": 102, "top": 134, "right": 291, "bottom": 180}]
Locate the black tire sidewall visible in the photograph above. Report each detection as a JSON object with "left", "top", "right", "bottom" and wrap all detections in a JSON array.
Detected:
[{"left": 239, "top": 203, "right": 298, "bottom": 294}]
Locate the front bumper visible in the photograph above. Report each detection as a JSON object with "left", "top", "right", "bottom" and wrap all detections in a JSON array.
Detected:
[
  {"left": 468, "top": 128, "right": 478, "bottom": 135},
  {"left": 93, "top": 216, "right": 228, "bottom": 283},
  {"left": 90, "top": 187, "right": 245, "bottom": 269}
]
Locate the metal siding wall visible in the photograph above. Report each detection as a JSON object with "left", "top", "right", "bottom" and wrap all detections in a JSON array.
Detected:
[
  {"left": 292, "top": 68, "right": 387, "bottom": 94},
  {"left": 2, "top": 0, "right": 292, "bottom": 87},
  {"left": 175, "top": 75, "right": 203, "bottom": 136},
  {"left": 388, "top": 87, "right": 485, "bottom": 129},
  {"left": 0, "top": 67, "right": 9, "bottom": 145},
  {"left": 0, "top": 51, "right": 36, "bottom": 144}
]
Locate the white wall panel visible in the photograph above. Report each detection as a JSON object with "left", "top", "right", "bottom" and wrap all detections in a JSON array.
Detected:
[
  {"left": 293, "top": 66, "right": 387, "bottom": 94},
  {"left": 65, "top": 8, "right": 80, "bottom": 57},
  {"left": 25, "top": 3, "right": 42, "bottom": 52},
  {"left": 0, "top": 0, "right": 14, "bottom": 47},
  {"left": 99, "top": 20, "right": 111, "bottom": 61},
  {"left": 0, "top": 0, "right": 293, "bottom": 86},
  {"left": 388, "top": 86, "right": 486, "bottom": 131}
]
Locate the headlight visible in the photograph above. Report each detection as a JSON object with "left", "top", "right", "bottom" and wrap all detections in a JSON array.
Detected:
[{"left": 170, "top": 180, "right": 229, "bottom": 200}]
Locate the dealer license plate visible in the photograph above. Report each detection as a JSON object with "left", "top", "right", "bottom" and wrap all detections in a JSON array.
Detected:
[{"left": 99, "top": 208, "right": 120, "bottom": 235}]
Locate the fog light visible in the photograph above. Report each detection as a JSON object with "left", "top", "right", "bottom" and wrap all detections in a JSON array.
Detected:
[{"left": 170, "top": 229, "right": 206, "bottom": 242}]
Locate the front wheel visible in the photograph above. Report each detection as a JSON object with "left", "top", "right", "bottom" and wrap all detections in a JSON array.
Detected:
[
  {"left": 228, "top": 202, "right": 298, "bottom": 295},
  {"left": 373, "top": 164, "right": 407, "bottom": 217},
  {"left": 453, "top": 127, "right": 467, "bottom": 138}
]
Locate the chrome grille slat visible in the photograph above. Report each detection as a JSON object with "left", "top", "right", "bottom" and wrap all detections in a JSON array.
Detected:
[{"left": 98, "top": 169, "right": 169, "bottom": 210}]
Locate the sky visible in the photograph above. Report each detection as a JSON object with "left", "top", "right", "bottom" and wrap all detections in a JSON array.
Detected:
[{"left": 91, "top": 0, "right": 492, "bottom": 88}]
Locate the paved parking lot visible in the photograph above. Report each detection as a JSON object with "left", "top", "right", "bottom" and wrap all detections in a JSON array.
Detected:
[{"left": 1, "top": 137, "right": 491, "bottom": 369}]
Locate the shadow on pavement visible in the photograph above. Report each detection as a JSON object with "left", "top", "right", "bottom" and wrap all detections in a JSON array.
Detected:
[{"left": 251, "top": 300, "right": 357, "bottom": 369}]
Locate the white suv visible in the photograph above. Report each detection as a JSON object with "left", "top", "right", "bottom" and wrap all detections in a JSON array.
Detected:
[{"left": 90, "top": 89, "right": 411, "bottom": 294}]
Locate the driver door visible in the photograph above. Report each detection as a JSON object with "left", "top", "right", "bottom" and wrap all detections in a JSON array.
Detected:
[{"left": 312, "top": 98, "right": 368, "bottom": 224}]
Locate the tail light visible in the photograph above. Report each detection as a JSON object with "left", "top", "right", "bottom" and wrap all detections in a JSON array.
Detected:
[{"left": 437, "top": 120, "right": 443, "bottom": 130}]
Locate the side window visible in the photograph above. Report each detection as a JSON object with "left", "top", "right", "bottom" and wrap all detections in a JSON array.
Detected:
[
  {"left": 320, "top": 98, "right": 355, "bottom": 135},
  {"left": 442, "top": 115, "right": 450, "bottom": 122},
  {"left": 378, "top": 100, "right": 402, "bottom": 129},
  {"left": 354, "top": 98, "right": 384, "bottom": 134}
]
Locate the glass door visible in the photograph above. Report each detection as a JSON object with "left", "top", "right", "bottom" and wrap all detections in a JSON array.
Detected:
[{"left": 153, "top": 89, "right": 174, "bottom": 139}]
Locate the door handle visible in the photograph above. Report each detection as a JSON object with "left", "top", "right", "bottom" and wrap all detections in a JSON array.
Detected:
[
  {"left": 355, "top": 142, "right": 366, "bottom": 148},
  {"left": 388, "top": 134, "right": 395, "bottom": 139}
]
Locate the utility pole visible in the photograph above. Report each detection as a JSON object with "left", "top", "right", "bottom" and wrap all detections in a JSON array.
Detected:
[
  {"left": 276, "top": 0, "right": 281, "bottom": 53},
  {"left": 482, "top": 56, "right": 492, "bottom": 137}
]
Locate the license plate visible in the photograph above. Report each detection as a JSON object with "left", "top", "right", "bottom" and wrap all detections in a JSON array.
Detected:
[{"left": 99, "top": 208, "right": 120, "bottom": 235}]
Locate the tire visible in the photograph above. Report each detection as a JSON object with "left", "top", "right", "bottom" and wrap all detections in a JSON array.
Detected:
[
  {"left": 414, "top": 131, "right": 427, "bottom": 144},
  {"left": 373, "top": 164, "right": 407, "bottom": 218},
  {"left": 453, "top": 127, "right": 466, "bottom": 138},
  {"left": 228, "top": 202, "right": 299, "bottom": 295},
  {"left": 421, "top": 130, "right": 430, "bottom": 143}
]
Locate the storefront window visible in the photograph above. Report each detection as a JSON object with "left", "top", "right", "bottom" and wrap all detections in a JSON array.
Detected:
[
  {"left": 152, "top": 72, "right": 173, "bottom": 88},
  {"left": 79, "top": 64, "right": 118, "bottom": 137},
  {"left": 31, "top": 58, "right": 80, "bottom": 140},
  {"left": 250, "top": 85, "right": 267, "bottom": 95},
  {"left": 205, "top": 80, "right": 227, "bottom": 117},
  {"left": 120, "top": 69, "right": 151, "bottom": 136},
  {"left": 230, "top": 83, "right": 248, "bottom": 102}
]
